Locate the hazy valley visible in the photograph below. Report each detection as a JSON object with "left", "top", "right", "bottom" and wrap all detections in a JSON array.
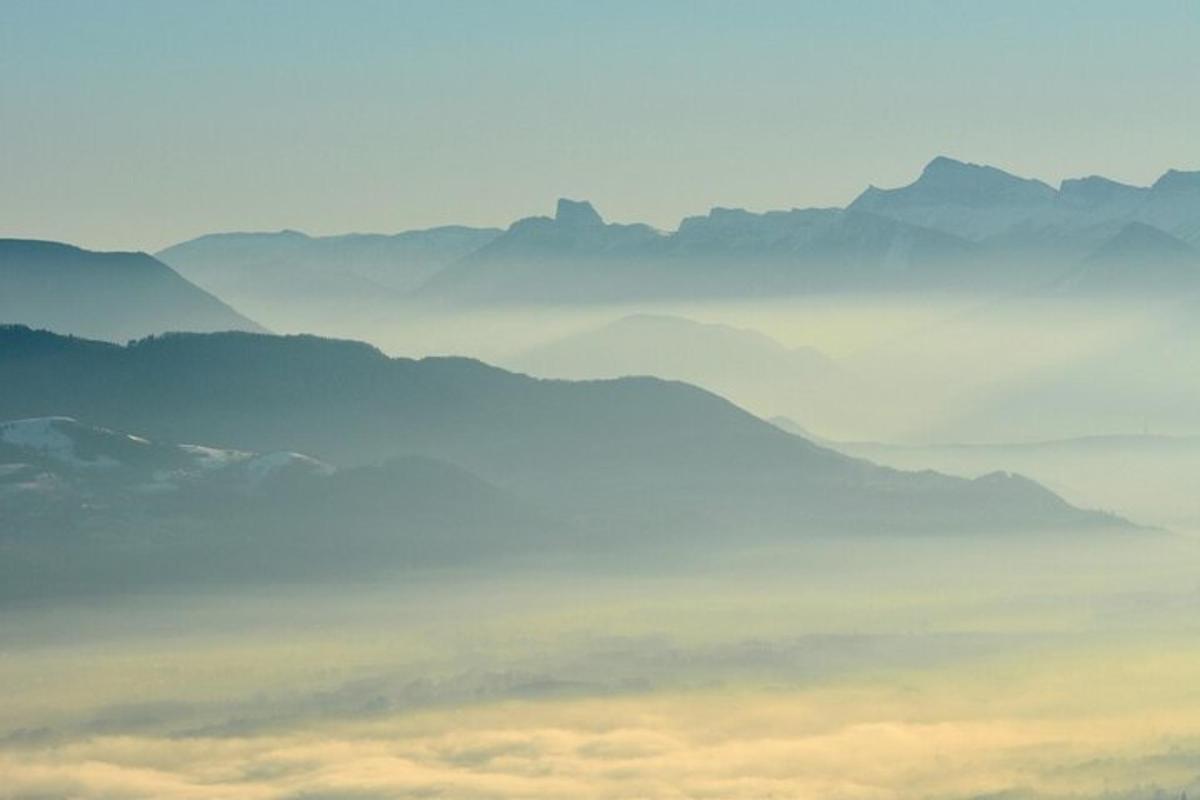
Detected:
[{"left": 14, "top": 0, "right": 1200, "bottom": 793}]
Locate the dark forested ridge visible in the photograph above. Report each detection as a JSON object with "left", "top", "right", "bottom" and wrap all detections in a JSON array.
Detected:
[{"left": 0, "top": 325, "right": 1126, "bottom": 540}]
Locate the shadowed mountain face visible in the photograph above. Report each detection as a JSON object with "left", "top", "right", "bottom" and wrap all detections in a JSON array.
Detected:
[
  {"left": 0, "top": 416, "right": 548, "bottom": 599},
  {"left": 1051, "top": 222, "right": 1200, "bottom": 294},
  {"left": 0, "top": 239, "right": 263, "bottom": 341},
  {"left": 0, "top": 326, "right": 1126, "bottom": 541}
]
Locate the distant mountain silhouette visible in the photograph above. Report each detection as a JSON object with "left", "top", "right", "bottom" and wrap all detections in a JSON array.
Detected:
[
  {"left": 0, "top": 325, "right": 1129, "bottom": 539},
  {"left": 1140, "top": 170, "right": 1200, "bottom": 245},
  {"left": 1052, "top": 222, "right": 1200, "bottom": 294},
  {"left": 157, "top": 225, "right": 500, "bottom": 325},
  {"left": 1057, "top": 175, "right": 1147, "bottom": 212},
  {"left": 152, "top": 158, "right": 1200, "bottom": 304},
  {"left": 415, "top": 162, "right": 1200, "bottom": 301},
  {"left": 420, "top": 199, "right": 982, "bottom": 302},
  {"left": 669, "top": 207, "right": 983, "bottom": 290},
  {"left": 418, "top": 199, "right": 664, "bottom": 302},
  {"left": 0, "top": 239, "right": 263, "bottom": 341},
  {"left": 830, "top": 432, "right": 1200, "bottom": 532},
  {"left": 851, "top": 156, "right": 1059, "bottom": 239},
  {"left": 507, "top": 313, "right": 846, "bottom": 422},
  {"left": 852, "top": 157, "right": 1200, "bottom": 254}
]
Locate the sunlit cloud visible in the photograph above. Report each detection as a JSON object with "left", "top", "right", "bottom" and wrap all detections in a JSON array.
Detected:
[{"left": 5, "top": 673, "right": 1200, "bottom": 800}]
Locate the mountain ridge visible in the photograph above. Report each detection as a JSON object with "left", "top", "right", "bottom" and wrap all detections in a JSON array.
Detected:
[
  {"left": 0, "top": 238, "right": 264, "bottom": 341},
  {"left": 0, "top": 415, "right": 551, "bottom": 599},
  {"left": 0, "top": 324, "right": 1130, "bottom": 538},
  {"left": 148, "top": 157, "right": 1200, "bottom": 305}
]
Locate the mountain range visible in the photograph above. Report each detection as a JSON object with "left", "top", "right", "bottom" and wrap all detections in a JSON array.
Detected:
[
  {"left": 0, "top": 415, "right": 546, "bottom": 599},
  {"left": 152, "top": 157, "right": 1200, "bottom": 305},
  {"left": 0, "top": 325, "right": 1126, "bottom": 554},
  {"left": 156, "top": 225, "right": 500, "bottom": 327},
  {"left": 4, "top": 159, "right": 1196, "bottom": 331}
]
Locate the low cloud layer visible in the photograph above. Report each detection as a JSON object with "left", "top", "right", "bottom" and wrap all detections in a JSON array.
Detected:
[
  {"left": 5, "top": 550, "right": 1200, "bottom": 800},
  {"left": 5, "top": 684, "right": 1200, "bottom": 800}
]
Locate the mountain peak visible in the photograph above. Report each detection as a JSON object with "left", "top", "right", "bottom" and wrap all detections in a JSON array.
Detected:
[
  {"left": 920, "top": 155, "right": 970, "bottom": 176},
  {"left": 1151, "top": 169, "right": 1200, "bottom": 193},
  {"left": 916, "top": 157, "right": 1055, "bottom": 197},
  {"left": 1059, "top": 175, "right": 1139, "bottom": 194},
  {"left": 1058, "top": 175, "right": 1146, "bottom": 209},
  {"left": 555, "top": 198, "right": 604, "bottom": 227},
  {"left": 0, "top": 239, "right": 264, "bottom": 341},
  {"left": 849, "top": 158, "right": 1056, "bottom": 220}
]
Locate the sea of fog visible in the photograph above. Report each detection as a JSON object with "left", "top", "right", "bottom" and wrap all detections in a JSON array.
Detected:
[{"left": 4, "top": 531, "right": 1200, "bottom": 799}]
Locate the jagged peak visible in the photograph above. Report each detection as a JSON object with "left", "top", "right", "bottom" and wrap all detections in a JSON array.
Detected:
[{"left": 555, "top": 198, "right": 604, "bottom": 227}]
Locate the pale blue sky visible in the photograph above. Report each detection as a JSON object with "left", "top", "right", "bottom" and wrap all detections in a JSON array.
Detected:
[{"left": 2, "top": 0, "right": 1198, "bottom": 250}]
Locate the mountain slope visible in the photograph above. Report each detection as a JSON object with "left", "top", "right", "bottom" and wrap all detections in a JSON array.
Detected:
[
  {"left": 0, "top": 325, "right": 1127, "bottom": 537},
  {"left": 156, "top": 226, "right": 501, "bottom": 328},
  {"left": 0, "top": 239, "right": 263, "bottom": 341},
  {"left": 850, "top": 157, "right": 1200, "bottom": 262},
  {"left": 849, "top": 156, "right": 1058, "bottom": 240},
  {"left": 0, "top": 415, "right": 331, "bottom": 486},
  {"left": 419, "top": 199, "right": 666, "bottom": 302},
  {"left": 421, "top": 200, "right": 983, "bottom": 302},
  {"left": 0, "top": 417, "right": 550, "bottom": 599},
  {"left": 667, "top": 207, "right": 983, "bottom": 291},
  {"left": 507, "top": 313, "right": 847, "bottom": 422},
  {"left": 827, "top": 432, "right": 1200, "bottom": 532},
  {"left": 1052, "top": 222, "right": 1200, "bottom": 294},
  {"left": 158, "top": 226, "right": 502, "bottom": 293}
]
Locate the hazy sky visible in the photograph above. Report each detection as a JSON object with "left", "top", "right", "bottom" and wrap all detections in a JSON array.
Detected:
[{"left": 2, "top": 0, "right": 1198, "bottom": 251}]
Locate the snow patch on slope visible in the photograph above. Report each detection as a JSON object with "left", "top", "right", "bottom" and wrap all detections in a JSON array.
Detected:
[
  {"left": 0, "top": 417, "right": 120, "bottom": 469},
  {"left": 243, "top": 452, "right": 333, "bottom": 485},
  {"left": 179, "top": 444, "right": 253, "bottom": 470}
]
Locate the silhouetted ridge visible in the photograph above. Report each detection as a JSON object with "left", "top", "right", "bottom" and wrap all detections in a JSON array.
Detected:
[
  {"left": 1151, "top": 169, "right": 1200, "bottom": 193},
  {"left": 555, "top": 198, "right": 605, "bottom": 227},
  {"left": 152, "top": 158, "right": 1200, "bottom": 303},
  {"left": 852, "top": 157, "right": 1056, "bottom": 210},
  {"left": 1058, "top": 176, "right": 1147, "bottom": 209},
  {"left": 0, "top": 416, "right": 550, "bottom": 598},
  {"left": 0, "top": 238, "right": 263, "bottom": 341},
  {"left": 0, "top": 327, "right": 1128, "bottom": 538},
  {"left": 156, "top": 224, "right": 502, "bottom": 311}
]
